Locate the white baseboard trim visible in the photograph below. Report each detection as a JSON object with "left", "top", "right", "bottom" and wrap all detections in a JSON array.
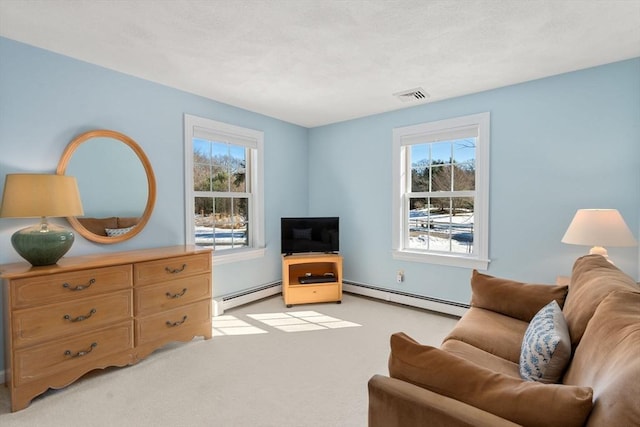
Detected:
[
  {"left": 213, "top": 281, "right": 282, "bottom": 316},
  {"left": 343, "top": 281, "right": 469, "bottom": 317}
]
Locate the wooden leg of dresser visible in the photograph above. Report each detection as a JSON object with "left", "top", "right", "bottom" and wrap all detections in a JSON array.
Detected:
[
  {"left": 11, "top": 388, "right": 36, "bottom": 412},
  {"left": 12, "top": 399, "right": 29, "bottom": 412}
]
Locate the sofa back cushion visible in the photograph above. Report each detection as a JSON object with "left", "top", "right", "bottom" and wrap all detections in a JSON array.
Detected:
[
  {"left": 444, "top": 307, "right": 529, "bottom": 363},
  {"left": 117, "top": 216, "right": 140, "bottom": 228},
  {"left": 563, "top": 291, "right": 640, "bottom": 426},
  {"left": 563, "top": 255, "right": 638, "bottom": 348},
  {"left": 77, "top": 216, "right": 118, "bottom": 236},
  {"left": 470, "top": 270, "right": 568, "bottom": 322}
]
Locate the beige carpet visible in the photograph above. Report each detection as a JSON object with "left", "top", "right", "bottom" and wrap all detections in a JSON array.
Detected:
[{"left": 0, "top": 293, "right": 459, "bottom": 426}]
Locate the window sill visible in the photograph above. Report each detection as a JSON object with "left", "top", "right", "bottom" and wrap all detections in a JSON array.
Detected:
[
  {"left": 392, "top": 249, "right": 489, "bottom": 270},
  {"left": 213, "top": 247, "right": 266, "bottom": 266}
]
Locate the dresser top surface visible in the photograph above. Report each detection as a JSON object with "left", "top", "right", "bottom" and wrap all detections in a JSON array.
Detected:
[{"left": 0, "top": 245, "right": 212, "bottom": 279}]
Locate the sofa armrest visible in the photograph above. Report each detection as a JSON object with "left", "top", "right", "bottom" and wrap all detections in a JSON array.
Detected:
[
  {"left": 389, "top": 332, "right": 593, "bottom": 427},
  {"left": 368, "top": 375, "right": 521, "bottom": 427}
]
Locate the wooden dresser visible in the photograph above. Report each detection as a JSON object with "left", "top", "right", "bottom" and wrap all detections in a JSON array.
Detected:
[{"left": 1, "top": 245, "right": 212, "bottom": 412}]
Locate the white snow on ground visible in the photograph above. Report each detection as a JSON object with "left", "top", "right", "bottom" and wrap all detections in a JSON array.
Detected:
[
  {"left": 195, "top": 225, "right": 247, "bottom": 249},
  {"left": 409, "top": 212, "right": 474, "bottom": 254},
  {"left": 193, "top": 211, "right": 474, "bottom": 254}
]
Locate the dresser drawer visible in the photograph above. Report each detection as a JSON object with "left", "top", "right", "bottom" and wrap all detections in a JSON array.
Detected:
[
  {"left": 134, "top": 274, "right": 211, "bottom": 316},
  {"left": 13, "top": 321, "right": 134, "bottom": 387},
  {"left": 11, "top": 265, "right": 132, "bottom": 309},
  {"left": 12, "top": 290, "right": 133, "bottom": 349},
  {"left": 136, "top": 300, "right": 211, "bottom": 345},
  {"left": 134, "top": 253, "right": 211, "bottom": 287}
]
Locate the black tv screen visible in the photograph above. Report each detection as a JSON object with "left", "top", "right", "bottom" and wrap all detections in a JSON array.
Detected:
[{"left": 281, "top": 217, "right": 339, "bottom": 254}]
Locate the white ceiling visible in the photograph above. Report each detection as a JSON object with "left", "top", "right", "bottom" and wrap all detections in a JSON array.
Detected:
[{"left": 1, "top": 0, "right": 639, "bottom": 128}]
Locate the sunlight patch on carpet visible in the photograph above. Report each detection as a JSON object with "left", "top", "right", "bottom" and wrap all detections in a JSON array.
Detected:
[
  {"left": 247, "top": 310, "right": 361, "bottom": 332},
  {"left": 212, "top": 315, "right": 269, "bottom": 336}
]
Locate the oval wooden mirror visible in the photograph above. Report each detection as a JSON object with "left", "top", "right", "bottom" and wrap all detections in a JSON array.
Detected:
[{"left": 57, "top": 129, "right": 157, "bottom": 244}]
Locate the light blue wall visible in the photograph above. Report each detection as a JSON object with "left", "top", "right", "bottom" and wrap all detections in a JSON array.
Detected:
[
  {"left": 308, "top": 58, "right": 640, "bottom": 303},
  {"left": 0, "top": 37, "right": 309, "bottom": 368}
]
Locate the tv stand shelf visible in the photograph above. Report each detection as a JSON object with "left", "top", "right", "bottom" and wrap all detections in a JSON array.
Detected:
[{"left": 282, "top": 253, "right": 343, "bottom": 307}]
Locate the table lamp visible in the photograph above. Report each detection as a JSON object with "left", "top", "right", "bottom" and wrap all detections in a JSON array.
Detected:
[
  {"left": 561, "top": 209, "right": 637, "bottom": 263},
  {"left": 0, "top": 174, "right": 84, "bottom": 266}
]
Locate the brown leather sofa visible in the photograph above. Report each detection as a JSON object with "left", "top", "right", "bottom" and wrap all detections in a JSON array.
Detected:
[{"left": 368, "top": 255, "right": 640, "bottom": 427}]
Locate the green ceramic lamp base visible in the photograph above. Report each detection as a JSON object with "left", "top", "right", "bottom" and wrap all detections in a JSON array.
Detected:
[{"left": 11, "top": 219, "right": 75, "bottom": 266}]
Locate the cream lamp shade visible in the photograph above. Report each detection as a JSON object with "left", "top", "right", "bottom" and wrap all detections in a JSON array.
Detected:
[
  {"left": 1, "top": 174, "right": 84, "bottom": 266},
  {"left": 561, "top": 209, "right": 637, "bottom": 262}
]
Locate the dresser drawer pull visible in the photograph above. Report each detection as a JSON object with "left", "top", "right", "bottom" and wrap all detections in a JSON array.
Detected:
[
  {"left": 63, "top": 308, "right": 97, "bottom": 323},
  {"left": 166, "top": 315, "right": 188, "bottom": 327},
  {"left": 62, "top": 278, "right": 96, "bottom": 291},
  {"left": 165, "top": 288, "right": 188, "bottom": 299},
  {"left": 165, "top": 264, "right": 187, "bottom": 274},
  {"left": 64, "top": 342, "right": 97, "bottom": 358}
]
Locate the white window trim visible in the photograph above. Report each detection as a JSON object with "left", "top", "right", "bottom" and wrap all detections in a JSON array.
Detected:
[
  {"left": 184, "top": 114, "right": 265, "bottom": 265},
  {"left": 391, "top": 112, "right": 490, "bottom": 270}
]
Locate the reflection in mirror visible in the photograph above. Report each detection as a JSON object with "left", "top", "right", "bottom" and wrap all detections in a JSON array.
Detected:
[
  {"left": 57, "top": 130, "right": 156, "bottom": 244},
  {"left": 67, "top": 138, "right": 147, "bottom": 218}
]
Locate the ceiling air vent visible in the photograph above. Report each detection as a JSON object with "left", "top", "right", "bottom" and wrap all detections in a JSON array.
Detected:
[{"left": 393, "top": 87, "right": 430, "bottom": 103}]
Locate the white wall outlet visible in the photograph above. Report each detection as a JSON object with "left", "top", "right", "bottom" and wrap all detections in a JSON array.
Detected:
[{"left": 396, "top": 270, "right": 404, "bottom": 283}]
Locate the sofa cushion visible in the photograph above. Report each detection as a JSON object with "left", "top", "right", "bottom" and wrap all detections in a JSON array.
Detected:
[
  {"left": 441, "top": 339, "right": 520, "bottom": 378},
  {"left": 563, "top": 291, "right": 640, "bottom": 426},
  {"left": 443, "top": 307, "right": 528, "bottom": 363},
  {"left": 519, "top": 300, "right": 571, "bottom": 383},
  {"left": 389, "top": 332, "right": 593, "bottom": 427},
  {"left": 470, "top": 270, "right": 568, "bottom": 322},
  {"left": 563, "top": 255, "right": 639, "bottom": 348}
]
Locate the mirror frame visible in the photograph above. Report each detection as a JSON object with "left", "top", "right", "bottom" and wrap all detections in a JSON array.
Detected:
[{"left": 56, "top": 129, "right": 157, "bottom": 244}]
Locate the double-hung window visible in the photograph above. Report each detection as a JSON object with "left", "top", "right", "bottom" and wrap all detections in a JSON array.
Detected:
[
  {"left": 184, "top": 114, "right": 265, "bottom": 264},
  {"left": 392, "top": 112, "right": 490, "bottom": 269}
]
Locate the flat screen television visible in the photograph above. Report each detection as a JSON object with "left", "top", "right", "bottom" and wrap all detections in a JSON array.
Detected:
[{"left": 281, "top": 217, "right": 339, "bottom": 255}]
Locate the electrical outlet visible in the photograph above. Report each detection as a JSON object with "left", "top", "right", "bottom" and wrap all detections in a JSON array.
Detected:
[{"left": 396, "top": 270, "right": 404, "bottom": 283}]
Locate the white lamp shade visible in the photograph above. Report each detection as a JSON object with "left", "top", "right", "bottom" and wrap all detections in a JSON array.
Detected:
[{"left": 562, "top": 209, "right": 637, "bottom": 247}]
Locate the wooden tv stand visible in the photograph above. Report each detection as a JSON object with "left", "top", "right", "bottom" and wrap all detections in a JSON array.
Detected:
[
  {"left": 281, "top": 253, "right": 343, "bottom": 307},
  {"left": 1, "top": 245, "right": 212, "bottom": 412}
]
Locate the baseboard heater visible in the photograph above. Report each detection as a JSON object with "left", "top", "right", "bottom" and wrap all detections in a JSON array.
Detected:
[
  {"left": 342, "top": 280, "right": 469, "bottom": 317},
  {"left": 212, "top": 279, "right": 468, "bottom": 318},
  {"left": 213, "top": 281, "right": 282, "bottom": 316}
]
